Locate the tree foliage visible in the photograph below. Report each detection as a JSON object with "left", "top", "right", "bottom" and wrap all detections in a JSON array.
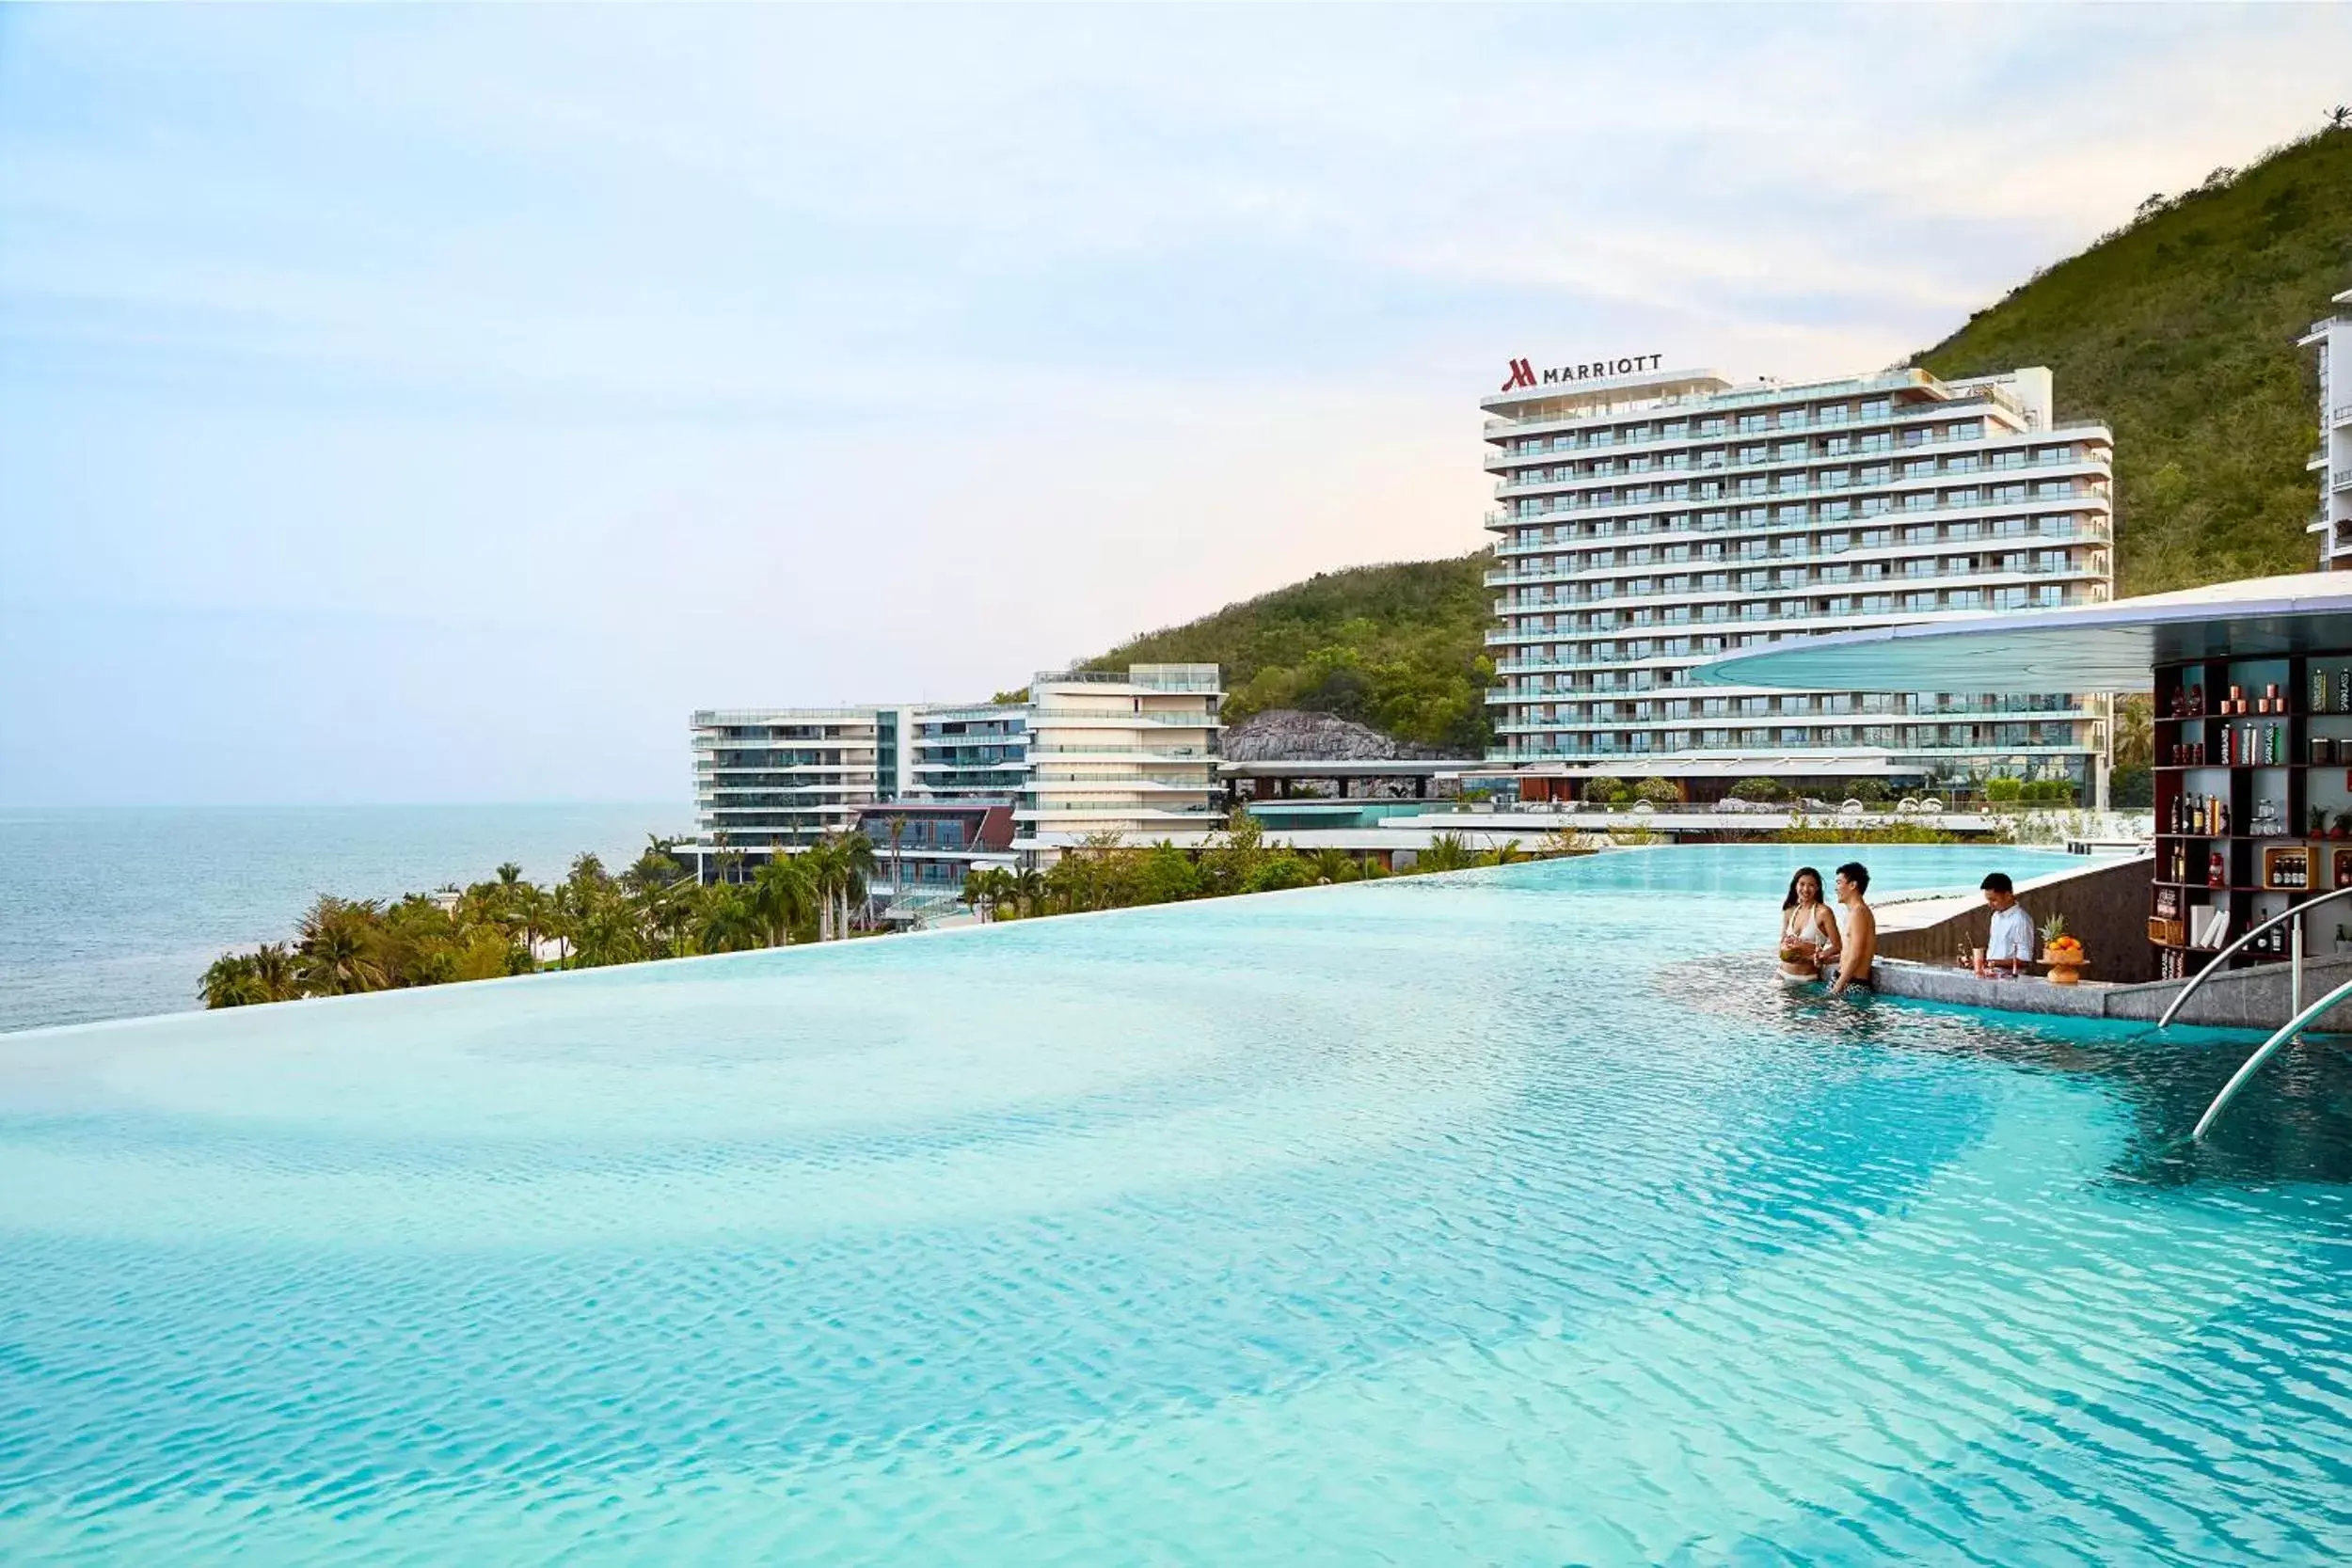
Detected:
[
  {"left": 1078, "top": 556, "right": 1495, "bottom": 752},
  {"left": 1920, "top": 119, "right": 2352, "bottom": 593},
  {"left": 196, "top": 833, "right": 877, "bottom": 1010}
]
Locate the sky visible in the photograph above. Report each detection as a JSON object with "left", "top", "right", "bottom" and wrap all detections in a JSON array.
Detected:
[{"left": 4, "top": 4, "right": 2347, "bottom": 806}]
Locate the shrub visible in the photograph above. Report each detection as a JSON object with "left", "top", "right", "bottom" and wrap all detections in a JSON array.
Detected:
[
  {"left": 1846, "top": 778, "right": 1890, "bottom": 804},
  {"left": 2110, "top": 764, "right": 2153, "bottom": 809},
  {"left": 1583, "top": 776, "right": 1630, "bottom": 805},
  {"left": 1632, "top": 777, "right": 1680, "bottom": 805},
  {"left": 1983, "top": 776, "right": 2026, "bottom": 803},
  {"left": 1728, "top": 777, "right": 1782, "bottom": 802}
]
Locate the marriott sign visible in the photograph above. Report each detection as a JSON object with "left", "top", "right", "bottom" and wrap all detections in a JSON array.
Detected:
[{"left": 1498, "top": 353, "right": 1665, "bottom": 392}]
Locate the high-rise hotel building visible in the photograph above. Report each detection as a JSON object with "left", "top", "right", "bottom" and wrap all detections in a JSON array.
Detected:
[{"left": 1482, "top": 361, "right": 2116, "bottom": 795}]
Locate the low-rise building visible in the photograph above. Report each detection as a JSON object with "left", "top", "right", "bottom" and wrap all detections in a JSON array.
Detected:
[
  {"left": 686, "top": 666, "right": 1225, "bottom": 877},
  {"left": 855, "top": 800, "right": 1018, "bottom": 923},
  {"left": 1016, "top": 666, "right": 1224, "bottom": 855},
  {"left": 687, "top": 706, "right": 914, "bottom": 865}
]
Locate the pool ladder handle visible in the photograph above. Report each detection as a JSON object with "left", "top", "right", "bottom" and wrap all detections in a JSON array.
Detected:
[{"left": 2156, "top": 883, "right": 2352, "bottom": 1141}]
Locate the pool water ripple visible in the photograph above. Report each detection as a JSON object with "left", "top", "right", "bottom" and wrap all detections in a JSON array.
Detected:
[{"left": 2, "top": 846, "right": 2349, "bottom": 1563}]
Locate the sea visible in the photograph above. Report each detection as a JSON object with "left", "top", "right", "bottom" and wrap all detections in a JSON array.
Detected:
[{"left": 0, "top": 805, "right": 691, "bottom": 1035}]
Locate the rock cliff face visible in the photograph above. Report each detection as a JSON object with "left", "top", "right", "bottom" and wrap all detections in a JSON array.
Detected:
[{"left": 1219, "top": 709, "right": 1449, "bottom": 762}]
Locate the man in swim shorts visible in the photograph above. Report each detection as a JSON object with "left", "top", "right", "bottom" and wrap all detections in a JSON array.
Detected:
[{"left": 1828, "top": 861, "right": 1876, "bottom": 998}]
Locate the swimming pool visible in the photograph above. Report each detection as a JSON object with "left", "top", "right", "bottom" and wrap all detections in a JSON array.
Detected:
[{"left": 3, "top": 846, "right": 2347, "bottom": 1563}]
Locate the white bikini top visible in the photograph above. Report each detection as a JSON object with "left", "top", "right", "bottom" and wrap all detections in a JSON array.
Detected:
[{"left": 1783, "top": 903, "right": 1832, "bottom": 950}]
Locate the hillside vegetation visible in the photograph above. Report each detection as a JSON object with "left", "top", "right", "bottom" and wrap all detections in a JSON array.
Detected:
[
  {"left": 1082, "top": 556, "right": 1493, "bottom": 752},
  {"left": 1924, "top": 123, "right": 2352, "bottom": 592},
  {"left": 1076, "top": 121, "right": 2352, "bottom": 744}
]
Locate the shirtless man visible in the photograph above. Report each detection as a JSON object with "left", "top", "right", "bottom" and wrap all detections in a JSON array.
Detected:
[{"left": 1828, "top": 861, "right": 1876, "bottom": 998}]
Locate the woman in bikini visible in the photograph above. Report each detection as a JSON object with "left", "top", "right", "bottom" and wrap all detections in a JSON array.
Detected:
[{"left": 1777, "top": 865, "right": 1840, "bottom": 986}]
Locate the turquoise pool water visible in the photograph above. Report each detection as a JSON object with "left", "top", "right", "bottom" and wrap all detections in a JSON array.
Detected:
[{"left": 3, "top": 845, "right": 2348, "bottom": 1563}]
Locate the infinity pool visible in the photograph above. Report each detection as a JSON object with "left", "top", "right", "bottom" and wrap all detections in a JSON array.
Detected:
[{"left": 3, "top": 846, "right": 2348, "bottom": 1563}]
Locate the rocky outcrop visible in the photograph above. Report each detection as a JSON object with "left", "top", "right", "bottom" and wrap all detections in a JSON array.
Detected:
[{"left": 1219, "top": 708, "right": 1450, "bottom": 762}]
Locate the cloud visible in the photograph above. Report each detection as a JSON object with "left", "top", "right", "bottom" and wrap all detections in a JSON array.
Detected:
[{"left": 3, "top": 3, "right": 2346, "bottom": 801}]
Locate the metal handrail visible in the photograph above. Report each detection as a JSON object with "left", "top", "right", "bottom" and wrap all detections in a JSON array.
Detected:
[
  {"left": 2156, "top": 884, "right": 2352, "bottom": 1030},
  {"left": 2193, "top": 973, "right": 2352, "bottom": 1140}
]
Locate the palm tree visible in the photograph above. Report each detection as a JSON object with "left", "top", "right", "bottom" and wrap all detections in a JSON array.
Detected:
[
  {"left": 1307, "top": 847, "right": 1357, "bottom": 885},
  {"left": 983, "top": 866, "right": 1020, "bottom": 921},
  {"left": 1487, "top": 838, "right": 1525, "bottom": 866},
  {"left": 199, "top": 952, "right": 262, "bottom": 1008},
  {"left": 961, "top": 866, "right": 993, "bottom": 923},
  {"left": 2112, "top": 693, "right": 2153, "bottom": 770},
  {"left": 695, "top": 885, "right": 765, "bottom": 953},
  {"left": 885, "top": 816, "right": 909, "bottom": 917},
  {"left": 295, "top": 895, "right": 389, "bottom": 994},
  {"left": 1416, "top": 832, "right": 1477, "bottom": 874},
  {"left": 840, "top": 831, "right": 877, "bottom": 936},
  {"left": 251, "top": 942, "right": 302, "bottom": 1001},
  {"left": 751, "top": 853, "right": 815, "bottom": 946},
  {"left": 804, "top": 838, "right": 843, "bottom": 940},
  {"left": 1014, "top": 867, "right": 1046, "bottom": 918},
  {"left": 496, "top": 863, "right": 523, "bottom": 889}
]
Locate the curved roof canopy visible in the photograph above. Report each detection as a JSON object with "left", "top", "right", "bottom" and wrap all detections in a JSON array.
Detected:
[{"left": 1696, "top": 574, "right": 2352, "bottom": 694}]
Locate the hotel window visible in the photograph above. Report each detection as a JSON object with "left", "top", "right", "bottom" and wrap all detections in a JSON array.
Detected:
[
  {"left": 1821, "top": 500, "right": 1851, "bottom": 521},
  {"left": 1903, "top": 494, "right": 1934, "bottom": 513},
  {"left": 1698, "top": 417, "right": 1726, "bottom": 435},
  {"left": 1900, "top": 427, "right": 1930, "bottom": 448},
  {"left": 1861, "top": 398, "right": 1891, "bottom": 420},
  {"left": 1774, "top": 473, "right": 1805, "bottom": 494},
  {"left": 1902, "top": 592, "right": 1936, "bottom": 611},
  {"left": 1738, "top": 444, "right": 1768, "bottom": 465},
  {"left": 1738, "top": 414, "right": 1770, "bottom": 434},
  {"left": 1776, "top": 409, "right": 1805, "bottom": 430},
  {"left": 1661, "top": 421, "right": 1689, "bottom": 439},
  {"left": 1954, "top": 420, "right": 1982, "bottom": 439},
  {"left": 1992, "top": 449, "right": 2026, "bottom": 469},
  {"left": 1775, "top": 504, "right": 1807, "bottom": 524},
  {"left": 1821, "top": 469, "right": 1850, "bottom": 490},
  {"left": 1775, "top": 441, "right": 1806, "bottom": 462}
]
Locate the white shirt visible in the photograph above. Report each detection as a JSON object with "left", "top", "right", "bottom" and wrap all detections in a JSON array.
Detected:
[{"left": 1987, "top": 903, "right": 2035, "bottom": 963}]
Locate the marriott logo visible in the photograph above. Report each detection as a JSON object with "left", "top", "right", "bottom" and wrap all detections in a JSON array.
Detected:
[{"left": 1498, "top": 352, "right": 1666, "bottom": 393}]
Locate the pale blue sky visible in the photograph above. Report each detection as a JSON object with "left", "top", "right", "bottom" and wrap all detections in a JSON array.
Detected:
[{"left": 3, "top": 4, "right": 2344, "bottom": 804}]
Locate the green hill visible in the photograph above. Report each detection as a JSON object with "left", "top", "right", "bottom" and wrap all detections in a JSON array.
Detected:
[
  {"left": 1082, "top": 556, "right": 1494, "bottom": 752},
  {"left": 1079, "top": 123, "right": 2352, "bottom": 745},
  {"left": 1922, "top": 123, "right": 2352, "bottom": 593}
]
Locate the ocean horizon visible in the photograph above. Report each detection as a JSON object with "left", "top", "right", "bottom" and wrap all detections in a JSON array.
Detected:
[{"left": 0, "top": 803, "right": 692, "bottom": 1035}]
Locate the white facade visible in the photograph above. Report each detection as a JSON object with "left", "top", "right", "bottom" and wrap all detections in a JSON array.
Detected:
[
  {"left": 1482, "top": 362, "right": 2115, "bottom": 792},
  {"left": 689, "top": 706, "right": 916, "bottom": 856},
  {"left": 2301, "top": 288, "right": 2352, "bottom": 569},
  {"left": 689, "top": 666, "right": 1224, "bottom": 870},
  {"left": 1015, "top": 665, "right": 1224, "bottom": 854},
  {"left": 913, "top": 704, "right": 1030, "bottom": 800}
]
